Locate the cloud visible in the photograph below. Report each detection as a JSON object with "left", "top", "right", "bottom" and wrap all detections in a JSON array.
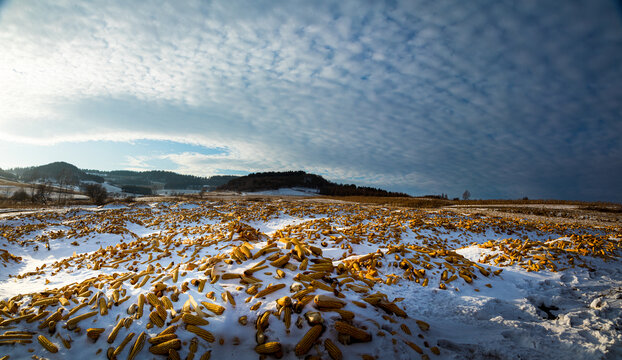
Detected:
[{"left": 1, "top": 0, "right": 621, "bottom": 201}]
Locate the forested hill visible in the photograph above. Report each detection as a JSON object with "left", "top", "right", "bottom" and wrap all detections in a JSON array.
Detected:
[
  {"left": 10, "top": 162, "right": 103, "bottom": 184},
  {"left": 217, "top": 171, "right": 410, "bottom": 197},
  {"left": 7, "top": 162, "right": 238, "bottom": 190}
]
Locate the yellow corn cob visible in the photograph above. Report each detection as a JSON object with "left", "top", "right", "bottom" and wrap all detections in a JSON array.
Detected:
[
  {"left": 198, "top": 279, "right": 207, "bottom": 293},
  {"left": 37, "top": 335, "right": 58, "bottom": 353},
  {"left": 416, "top": 320, "right": 430, "bottom": 331},
  {"left": 313, "top": 295, "right": 345, "bottom": 309},
  {"left": 294, "top": 324, "right": 323, "bottom": 356},
  {"left": 311, "top": 280, "right": 334, "bottom": 292},
  {"left": 149, "top": 310, "right": 165, "bottom": 328},
  {"left": 182, "top": 313, "right": 209, "bottom": 326},
  {"left": 299, "top": 258, "right": 309, "bottom": 270},
  {"left": 113, "top": 332, "right": 135, "bottom": 356},
  {"left": 147, "top": 293, "right": 163, "bottom": 308},
  {"left": 334, "top": 309, "right": 355, "bottom": 321},
  {"left": 225, "top": 291, "right": 236, "bottom": 307},
  {"left": 98, "top": 296, "right": 108, "bottom": 316},
  {"left": 430, "top": 346, "right": 440, "bottom": 355},
  {"left": 238, "top": 315, "right": 248, "bottom": 326},
  {"left": 185, "top": 324, "right": 215, "bottom": 343},
  {"left": 200, "top": 301, "right": 225, "bottom": 315},
  {"left": 255, "top": 341, "right": 282, "bottom": 354},
  {"left": 156, "top": 304, "right": 168, "bottom": 321},
  {"left": 158, "top": 325, "right": 178, "bottom": 337},
  {"left": 459, "top": 273, "right": 472, "bottom": 283},
  {"left": 39, "top": 308, "right": 63, "bottom": 329},
  {"left": 334, "top": 321, "right": 371, "bottom": 342},
  {"left": 189, "top": 337, "right": 198, "bottom": 353},
  {"left": 86, "top": 328, "right": 105, "bottom": 341},
  {"left": 270, "top": 254, "right": 290, "bottom": 268},
  {"left": 377, "top": 301, "right": 407, "bottom": 318},
  {"left": 244, "top": 265, "right": 268, "bottom": 275},
  {"left": 31, "top": 297, "right": 58, "bottom": 307},
  {"left": 66, "top": 310, "right": 98, "bottom": 329},
  {"left": 0, "top": 339, "right": 32, "bottom": 345},
  {"left": 283, "top": 307, "right": 291, "bottom": 330},
  {"left": 324, "top": 338, "right": 343, "bottom": 360},
  {"left": 276, "top": 296, "right": 292, "bottom": 307},
  {"left": 246, "top": 284, "right": 259, "bottom": 295},
  {"left": 351, "top": 300, "right": 367, "bottom": 308},
  {"left": 27, "top": 310, "right": 50, "bottom": 323},
  {"left": 250, "top": 302, "right": 262, "bottom": 311},
  {"left": 199, "top": 350, "right": 212, "bottom": 360},
  {"left": 107, "top": 318, "right": 125, "bottom": 343},
  {"left": 405, "top": 340, "right": 423, "bottom": 354},
  {"left": 58, "top": 333, "right": 71, "bottom": 349},
  {"left": 148, "top": 333, "right": 177, "bottom": 345},
  {"left": 127, "top": 332, "right": 146, "bottom": 360},
  {"left": 221, "top": 273, "right": 241, "bottom": 280},
  {"left": 256, "top": 311, "right": 270, "bottom": 331},
  {"left": 149, "top": 338, "right": 181, "bottom": 355},
  {"left": 169, "top": 348, "right": 181, "bottom": 360},
  {"left": 0, "top": 334, "right": 33, "bottom": 340},
  {"left": 400, "top": 323, "right": 411, "bottom": 335},
  {"left": 254, "top": 283, "right": 286, "bottom": 298}
]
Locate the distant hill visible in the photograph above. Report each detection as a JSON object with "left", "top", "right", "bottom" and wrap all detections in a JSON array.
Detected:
[
  {"left": 0, "top": 168, "right": 18, "bottom": 181},
  {"left": 11, "top": 162, "right": 104, "bottom": 185},
  {"left": 85, "top": 169, "right": 237, "bottom": 190},
  {"left": 7, "top": 162, "right": 238, "bottom": 191},
  {"left": 217, "top": 170, "right": 410, "bottom": 197}
]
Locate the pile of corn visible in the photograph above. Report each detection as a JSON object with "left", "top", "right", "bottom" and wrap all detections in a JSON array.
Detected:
[
  {"left": 0, "top": 199, "right": 619, "bottom": 359},
  {"left": 477, "top": 233, "right": 621, "bottom": 272},
  {"left": 0, "top": 249, "right": 21, "bottom": 266}
]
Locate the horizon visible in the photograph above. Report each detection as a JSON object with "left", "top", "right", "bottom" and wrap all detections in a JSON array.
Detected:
[{"left": 1, "top": 1, "right": 621, "bottom": 202}]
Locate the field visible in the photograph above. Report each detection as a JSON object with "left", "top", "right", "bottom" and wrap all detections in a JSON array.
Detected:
[{"left": 0, "top": 199, "right": 620, "bottom": 359}]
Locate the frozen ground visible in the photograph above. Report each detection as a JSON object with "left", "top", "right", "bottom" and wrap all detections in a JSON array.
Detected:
[{"left": 0, "top": 200, "right": 620, "bottom": 359}]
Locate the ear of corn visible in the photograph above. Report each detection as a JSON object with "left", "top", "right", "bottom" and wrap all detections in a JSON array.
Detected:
[
  {"left": 334, "top": 321, "right": 371, "bottom": 342},
  {"left": 185, "top": 324, "right": 215, "bottom": 343},
  {"left": 255, "top": 341, "right": 282, "bottom": 354},
  {"left": 86, "top": 328, "right": 105, "bottom": 341},
  {"left": 66, "top": 310, "right": 98, "bottom": 330},
  {"left": 149, "top": 338, "right": 181, "bottom": 355},
  {"left": 405, "top": 340, "right": 423, "bottom": 354},
  {"left": 38, "top": 335, "right": 59, "bottom": 353},
  {"left": 324, "top": 338, "right": 343, "bottom": 360},
  {"left": 294, "top": 324, "right": 323, "bottom": 356},
  {"left": 149, "top": 310, "right": 165, "bottom": 328},
  {"left": 200, "top": 301, "right": 225, "bottom": 315},
  {"left": 255, "top": 283, "right": 286, "bottom": 298},
  {"left": 183, "top": 313, "right": 209, "bottom": 326},
  {"left": 148, "top": 333, "right": 177, "bottom": 345},
  {"left": 113, "top": 332, "right": 135, "bottom": 356},
  {"left": 313, "top": 295, "right": 345, "bottom": 309},
  {"left": 416, "top": 320, "right": 430, "bottom": 331},
  {"left": 107, "top": 318, "right": 125, "bottom": 343}
]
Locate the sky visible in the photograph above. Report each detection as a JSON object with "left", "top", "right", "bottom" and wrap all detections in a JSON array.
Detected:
[{"left": 1, "top": 0, "right": 621, "bottom": 201}]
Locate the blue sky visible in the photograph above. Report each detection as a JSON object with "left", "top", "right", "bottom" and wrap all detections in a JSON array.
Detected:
[{"left": 1, "top": 0, "right": 621, "bottom": 201}]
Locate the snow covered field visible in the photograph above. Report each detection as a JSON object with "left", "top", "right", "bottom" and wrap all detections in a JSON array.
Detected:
[{"left": 0, "top": 200, "right": 620, "bottom": 359}]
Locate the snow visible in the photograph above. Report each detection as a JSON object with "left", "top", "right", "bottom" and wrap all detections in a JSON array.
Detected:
[{"left": 0, "top": 201, "right": 620, "bottom": 359}]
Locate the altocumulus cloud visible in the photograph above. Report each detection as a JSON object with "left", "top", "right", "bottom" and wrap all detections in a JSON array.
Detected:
[{"left": 0, "top": 0, "right": 621, "bottom": 201}]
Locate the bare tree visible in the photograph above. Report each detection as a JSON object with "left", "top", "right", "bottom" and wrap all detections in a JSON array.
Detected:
[
  {"left": 84, "top": 183, "right": 108, "bottom": 205},
  {"left": 32, "top": 182, "right": 52, "bottom": 203},
  {"left": 462, "top": 190, "right": 471, "bottom": 201}
]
